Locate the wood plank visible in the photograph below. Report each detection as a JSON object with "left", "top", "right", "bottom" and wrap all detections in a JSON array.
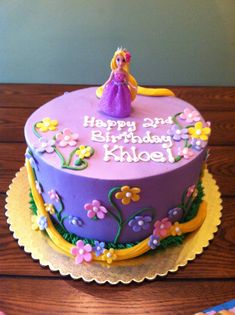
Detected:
[
  {"left": 1, "top": 108, "right": 235, "bottom": 145},
  {"left": 1, "top": 194, "right": 234, "bottom": 279},
  {"left": 0, "top": 278, "right": 234, "bottom": 315},
  {"left": 0, "top": 84, "right": 234, "bottom": 111},
  {"left": 0, "top": 144, "right": 234, "bottom": 196}
]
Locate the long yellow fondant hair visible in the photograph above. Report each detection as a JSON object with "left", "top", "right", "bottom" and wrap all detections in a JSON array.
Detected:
[{"left": 96, "top": 48, "right": 138, "bottom": 101}]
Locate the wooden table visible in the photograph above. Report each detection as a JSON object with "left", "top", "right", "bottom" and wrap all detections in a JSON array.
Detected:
[{"left": 0, "top": 85, "right": 235, "bottom": 315}]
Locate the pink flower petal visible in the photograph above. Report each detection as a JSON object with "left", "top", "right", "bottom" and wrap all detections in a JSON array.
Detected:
[
  {"left": 75, "top": 255, "right": 84, "bottom": 264},
  {"left": 63, "top": 128, "right": 72, "bottom": 135},
  {"left": 76, "top": 240, "right": 84, "bottom": 249},
  {"left": 92, "top": 200, "right": 101, "bottom": 207},
  {"left": 59, "top": 140, "right": 68, "bottom": 147},
  {"left": 84, "top": 203, "right": 92, "bottom": 210},
  {"left": 194, "top": 116, "right": 201, "bottom": 122},
  {"left": 160, "top": 229, "right": 168, "bottom": 237},
  {"left": 83, "top": 252, "right": 92, "bottom": 262},
  {"left": 56, "top": 133, "right": 63, "bottom": 141},
  {"left": 97, "top": 211, "right": 105, "bottom": 219},
  {"left": 84, "top": 244, "right": 92, "bottom": 252},
  {"left": 68, "top": 140, "right": 77, "bottom": 146},
  {"left": 87, "top": 210, "right": 95, "bottom": 218},
  {"left": 186, "top": 117, "right": 193, "bottom": 123},
  {"left": 71, "top": 247, "right": 79, "bottom": 255},
  {"left": 99, "top": 206, "right": 108, "bottom": 213}
]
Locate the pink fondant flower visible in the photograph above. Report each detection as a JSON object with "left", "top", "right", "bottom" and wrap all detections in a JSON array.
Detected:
[
  {"left": 125, "top": 51, "right": 131, "bottom": 63},
  {"left": 178, "top": 147, "right": 194, "bottom": 159},
  {"left": 153, "top": 218, "right": 172, "bottom": 238},
  {"left": 180, "top": 108, "right": 201, "bottom": 123},
  {"left": 48, "top": 189, "right": 59, "bottom": 202},
  {"left": 84, "top": 200, "right": 108, "bottom": 219},
  {"left": 71, "top": 240, "right": 92, "bottom": 264},
  {"left": 186, "top": 185, "right": 196, "bottom": 198},
  {"left": 56, "top": 128, "right": 79, "bottom": 147}
]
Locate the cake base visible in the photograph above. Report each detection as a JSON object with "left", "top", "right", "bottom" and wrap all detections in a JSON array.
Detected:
[{"left": 5, "top": 167, "right": 222, "bottom": 284}]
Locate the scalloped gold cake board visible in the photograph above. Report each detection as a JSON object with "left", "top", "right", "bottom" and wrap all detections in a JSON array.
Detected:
[{"left": 5, "top": 166, "right": 222, "bottom": 284}]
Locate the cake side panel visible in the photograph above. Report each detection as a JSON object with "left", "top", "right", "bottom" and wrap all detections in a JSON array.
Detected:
[{"left": 27, "top": 145, "right": 206, "bottom": 244}]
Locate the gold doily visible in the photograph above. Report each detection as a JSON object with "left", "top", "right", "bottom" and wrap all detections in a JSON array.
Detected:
[{"left": 5, "top": 167, "right": 222, "bottom": 284}]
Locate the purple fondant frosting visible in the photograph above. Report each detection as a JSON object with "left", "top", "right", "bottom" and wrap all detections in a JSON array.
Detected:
[{"left": 24, "top": 87, "right": 208, "bottom": 243}]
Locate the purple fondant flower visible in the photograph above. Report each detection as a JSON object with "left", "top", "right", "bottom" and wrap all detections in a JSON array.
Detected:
[
  {"left": 68, "top": 216, "right": 83, "bottom": 226},
  {"left": 179, "top": 108, "right": 201, "bottom": 123},
  {"left": 128, "top": 215, "right": 152, "bottom": 232},
  {"left": 36, "top": 137, "right": 56, "bottom": 154},
  {"left": 167, "top": 125, "right": 189, "bottom": 141},
  {"left": 167, "top": 207, "right": 183, "bottom": 223},
  {"left": 71, "top": 240, "right": 92, "bottom": 264},
  {"left": 37, "top": 215, "right": 48, "bottom": 230},
  {"left": 93, "top": 240, "right": 105, "bottom": 256},
  {"left": 153, "top": 218, "right": 172, "bottom": 238},
  {"left": 84, "top": 200, "right": 108, "bottom": 220},
  {"left": 35, "top": 181, "right": 42, "bottom": 194},
  {"left": 56, "top": 128, "right": 79, "bottom": 147},
  {"left": 148, "top": 235, "right": 160, "bottom": 249},
  {"left": 48, "top": 189, "right": 59, "bottom": 202},
  {"left": 191, "top": 138, "right": 206, "bottom": 151}
]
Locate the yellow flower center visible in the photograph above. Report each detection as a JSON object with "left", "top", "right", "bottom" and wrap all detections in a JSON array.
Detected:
[
  {"left": 126, "top": 192, "right": 132, "bottom": 198},
  {"left": 196, "top": 129, "right": 202, "bottom": 135},
  {"left": 44, "top": 122, "right": 50, "bottom": 127},
  {"left": 107, "top": 252, "right": 112, "bottom": 258}
]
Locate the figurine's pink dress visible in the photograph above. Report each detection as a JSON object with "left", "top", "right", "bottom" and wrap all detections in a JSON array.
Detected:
[{"left": 99, "top": 71, "right": 131, "bottom": 118}]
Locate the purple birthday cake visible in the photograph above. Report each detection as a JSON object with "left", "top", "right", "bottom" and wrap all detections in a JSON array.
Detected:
[{"left": 24, "top": 49, "right": 211, "bottom": 264}]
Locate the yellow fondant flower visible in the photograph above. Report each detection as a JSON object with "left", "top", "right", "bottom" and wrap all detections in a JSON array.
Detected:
[
  {"left": 44, "top": 203, "right": 55, "bottom": 215},
  {"left": 101, "top": 248, "right": 117, "bottom": 264},
  {"left": 31, "top": 215, "right": 39, "bottom": 231},
  {"left": 36, "top": 117, "right": 58, "bottom": 132},
  {"left": 75, "top": 145, "right": 92, "bottom": 159},
  {"left": 188, "top": 122, "right": 211, "bottom": 141},
  {"left": 170, "top": 222, "right": 182, "bottom": 236},
  {"left": 115, "top": 186, "right": 141, "bottom": 205}
]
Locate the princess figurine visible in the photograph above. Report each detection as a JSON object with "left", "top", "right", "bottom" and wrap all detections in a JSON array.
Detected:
[
  {"left": 96, "top": 47, "right": 176, "bottom": 118},
  {"left": 97, "top": 48, "right": 138, "bottom": 118}
]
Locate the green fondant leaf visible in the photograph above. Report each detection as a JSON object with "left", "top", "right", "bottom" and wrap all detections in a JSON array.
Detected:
[
  {"left": 175, "top": 155, "right": 182, "bottom": 162},
  {"left": 159, "top": 235, "right": 185, "bottom": 249}
]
